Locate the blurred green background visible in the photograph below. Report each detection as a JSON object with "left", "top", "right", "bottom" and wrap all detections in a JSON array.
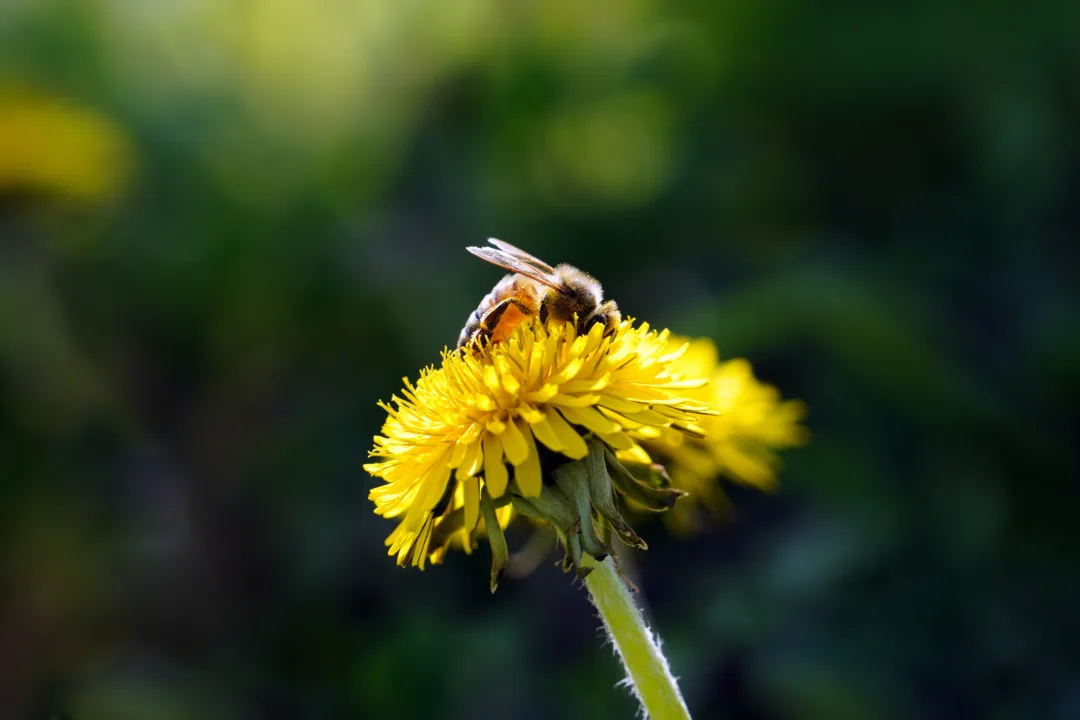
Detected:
[{"left": 2, "top": 1, "right": 1079, "bottom": 718}]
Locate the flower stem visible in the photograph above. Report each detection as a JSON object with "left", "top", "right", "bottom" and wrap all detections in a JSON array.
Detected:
[{"left": 582, "top": 554, "right": 692, "bottom": 720}]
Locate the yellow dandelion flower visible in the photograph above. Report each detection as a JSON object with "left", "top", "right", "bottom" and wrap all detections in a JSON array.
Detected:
[
  {"left": 0, "top": 90, "right": 132, "bottom": 203},
  {"left": 365, "top": 318, "right": 714, "bottom": 588},
  {"left": 637, "top": 336, "right": 808, "bottom": 532}
]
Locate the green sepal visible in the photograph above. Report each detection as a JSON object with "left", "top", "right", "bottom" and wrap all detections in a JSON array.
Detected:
[
  {"left": 562, "top": 526, "right": 591, "bottom": 578},
  {"left": 554, "top": 460, "right": 612, "bottom": 560},
  {"left": 519, "top": 482, "right": 577, "bottom": 530},
  {"left": 605, "top": 448, "right": 687, "bottom": 512},
  {"left": 628, "top": 460, "right": 675, "bottom": 488},
  {"left": 480, "top": 488, "right": 509, "bottom": 593},
  {"left": 584, "top": 438, "right": 647, "bottom": 549},
  {"left": 513, "top": 481, "right": 600, "bottom": 577}
]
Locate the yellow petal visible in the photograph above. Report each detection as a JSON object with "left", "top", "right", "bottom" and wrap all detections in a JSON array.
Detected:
[
  {"left": 655, "top": 377, "right": 709, "bottom": 389},
  {"left": 483, "top": 433, "right": 509, "bottom": 497},
  {"left": 527, "top": 414, "right": 565, "bottom": 452},
  {"left": 527, "top": 336, "right": 545, "bottom": 388},
  {"left": 386, "top": 523, "right": 408, "bottom": 552},
  {"left": 672, "top": 422, "right": 707, "bottom": 439},
  {"left": 514, "top": 424, "right": 542, "bottom": 497},
  {"left": 657, "top": 341, "right": 690, "bottom": 365},
  {"left": 421, "top": 462, "right": 452, "bottom": 510},
  {"left": 501, "top": 416, "right": 529, "bottom": 465},
  {"left": 495, "top": 355, "right": 521, "bottom": 395},
  {"left": 583, "top": 321, "right": 607, "bottom": 354},
  {"left": 447, "top": 440, "right": 468, "bottom": 468},
  {"left": 415, "top": 519, "right": 435, "bottom": 570},
  {"left": 544, "top": 408, "right": 589, "bottom": 459},
  {"left": 483, "top": 365, "right": 500, "bottom": 393},
  {"left": 561, "top": 376, "right": 610, "bottom": 393},
  {"left": 597, "top": 407, "right": 645, "bottom": 430},
  {"left": 545, "top": 393, "right": 601, "bottom": 407},
  {"left": 517, "top": 402, "right": 545, "bottom": 424},
  {"left": 603, "top": 384, "right": 672, "bottom": 403},
  {"left": 463, "top": 475, "right": 481, "bottom": 533},
  {"left": 401, "top": 498, "right": 430, "bottom": 538},
  {"left": 455, "top": 440, "right": 483, "bottom": 479},
  {"left": 614, "top": 407, "right": 671, "bottom": 427},
  {"left": 525, "top": 384, "right": 559, "bottom": 403},
  {"left": 561, "top": 405, "right": 623, "bottom": 436},
  {"left": 402, "top": 463, "right": 450, "bottom": 532},
  {"left": 594, "top": 394, "right": 647, "bottom": 414},
  {"left": 618, "top": 444, "right": 653, "bottom": 465},
  {"left": 459, "top": 423, "right": 483, "bottom": 444},
  {"left": 597, "top": 430, "right": 634, "bottom": 450},
  {"left": 546, "top": 357, "right": 584, "bottom": 386}
]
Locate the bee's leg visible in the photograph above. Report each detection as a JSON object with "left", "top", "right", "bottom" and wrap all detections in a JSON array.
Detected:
[
  {"left": 584, "top": 301, "right": 621, "bottom": 335},
  {"left": 505, "top": 298, "right": 534, "bottom": 315},
  {"left": 509, "top": 300, "right": 536, "bottom": 327},
  {"left": 475, "top": 298, "right": 514, "bottom": 344},
  {"left": 475, "top": 297, "right": 536, "bottom": 347}
]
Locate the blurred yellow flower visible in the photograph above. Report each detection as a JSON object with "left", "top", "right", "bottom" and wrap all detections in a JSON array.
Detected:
[
  {"left": 637, "top": 337, "right": 808, "bottom": 532},
  {"left": 0, "top": 91, "right": 131, "bottom": 203},
  {"left": 365, "top": 318, "right": 713, "bottom": 586}
]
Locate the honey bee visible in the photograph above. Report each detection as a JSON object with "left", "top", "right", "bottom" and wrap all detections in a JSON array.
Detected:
[{"left": 458, "top": 238, "right": 621, "bottom": 349}]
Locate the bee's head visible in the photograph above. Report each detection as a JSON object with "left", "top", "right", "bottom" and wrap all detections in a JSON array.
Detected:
[{"left": 540, "top": 265, "right": 603, "bottom": 324}]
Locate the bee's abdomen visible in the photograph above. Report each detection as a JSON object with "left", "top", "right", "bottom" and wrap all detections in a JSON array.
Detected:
[{"left": 457, "top": 288, "right": 498, "bottom": 348}]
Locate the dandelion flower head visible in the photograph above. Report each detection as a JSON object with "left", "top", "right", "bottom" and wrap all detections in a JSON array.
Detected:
[
  {"left": 638, "top": 336, "right": 808, "bottom": 531},
  {"left": 365, "top": 318, "right": 714, "bottom": 581}
]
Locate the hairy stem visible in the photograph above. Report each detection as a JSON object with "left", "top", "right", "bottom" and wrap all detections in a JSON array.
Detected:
[{"left": 582, "top": 554, "right": 692, "bottom": 720}]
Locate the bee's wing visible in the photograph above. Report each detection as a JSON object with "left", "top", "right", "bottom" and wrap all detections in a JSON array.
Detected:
[
  {"left": 486, "top": 238, "right": 556, "bottom": 273},
  {"left": 467, "top": 246, "right": 567, "bottom": 292}
]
